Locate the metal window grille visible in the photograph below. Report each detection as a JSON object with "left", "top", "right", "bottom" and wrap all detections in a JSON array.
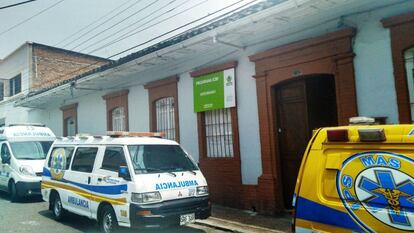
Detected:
[
  {"left": 204, "top": 108, "right": 233, "bottom": 158},
  {"left": 155, "top": 97, "right": 176, "bottom": 141},
  {"left": 112, "top": 107, "right": 126, "bottom": 131}
]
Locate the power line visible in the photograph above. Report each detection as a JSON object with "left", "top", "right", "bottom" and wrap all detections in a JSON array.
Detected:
[
  {"left": 90, "top": 0, "right": 209, "bottom": 54},
  {"left": 0, "top": 0, "right": 36, "bottom": 10},
  {"left": 0, "top": 0, "right": 65, "bottom": 37},
  {"left": 69, "top": 0, "right": 161, "bottom": 51},
  {"left": 81, "top": 0, "right": 196, "bottom": 53},
  {"left": 16, "top": 0, "right": 256, "bottom": 99},
  {"left": 60, "top": 0, "right": 143, "bottom": 48},
  {"left": 109, "top": 0, "right": 254, "bottom": 59},
  {"left": 53, "top": 0, "right": 135, "bottom": 47}
]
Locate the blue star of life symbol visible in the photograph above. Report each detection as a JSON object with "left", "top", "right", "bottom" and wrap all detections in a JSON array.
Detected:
[
  {"left": 359, "top": 170, "right": 414, "bottom": 227},
  {"left": 52, "top": 154, "right": 64, "bottom": 172}
]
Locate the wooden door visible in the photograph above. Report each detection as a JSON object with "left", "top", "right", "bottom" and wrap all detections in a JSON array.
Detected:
[{"left": 276, "top": 80, "right": 310, "bottom": 208}]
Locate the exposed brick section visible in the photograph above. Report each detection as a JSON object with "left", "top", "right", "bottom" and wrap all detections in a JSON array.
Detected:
[
  {"left": 31, "top": 45, "right": 109, "bottom": 91},
  {"left": 249, "top": 28, "right": 358, "bottom": 214},
  {"left": 382, "top": 12, "right": 414, "bottom": 123},
  {"left": 199, "top": 158, "right": 242, "bottom": 208}
]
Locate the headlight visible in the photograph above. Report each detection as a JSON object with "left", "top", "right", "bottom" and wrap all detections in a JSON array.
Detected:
[
  {"left": 196, "top": 186, "right": 209, "bottom": 196},
  {"left": 131, "top": 191, "right": 162, "bottom": 204},
  {"left": 19, "top": 166, "right": 36, "bottom": 177}
]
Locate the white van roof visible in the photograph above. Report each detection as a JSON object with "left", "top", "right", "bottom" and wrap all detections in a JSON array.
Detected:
[
  {"left": 53, "top": 135, "right": 179, "bottom": 146},
  {"left": 0, "top": 124, "right": 56, "bottom": 142}
]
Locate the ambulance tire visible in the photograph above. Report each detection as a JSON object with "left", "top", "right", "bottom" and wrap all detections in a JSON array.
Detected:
[
  {"left": 99, "top": 205, "right": 118, "bottom": 233},
  {"left": 51, "top": 193, "right": 66, "bottom": 221},
  {"left": 9, "top": 181, "right": 20, "bottom": 203}
]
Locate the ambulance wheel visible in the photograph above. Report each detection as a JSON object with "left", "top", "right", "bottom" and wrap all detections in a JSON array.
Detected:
[
  {"left": 52, "top": 193, "right": 65, "bottom": 220},
  {"left": 9, "top": 181, "right": 20, "bottom": 202},
  {"left": 99, "top": 205, "right": 118, "bottom": 233}
]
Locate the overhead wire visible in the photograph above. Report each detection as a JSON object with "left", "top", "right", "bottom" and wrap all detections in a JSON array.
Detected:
[
  {"left": 60, "top": 0, "right": 143, "bottom": 48},
  {"left": 14, "top": 0, "right": 255, "bottom": 103},
  {"left": 0, "top": 0, "right": 65, "bottom": 37},
  {"left": 0, "top": 0, "right": 36, "bottom": 10},
  {"left": 79, "top": 0, "right": 192, "bottom": 53},
  {"left": 68, "top": 0, "right": 159, "bottom": 50},
  {"left": 85, "top": 0, "right": 208, "bottom": 54},
  {"left": 53, "top": 0, "right": 135, "bottom": 47},
  {"left": 109, "top": 0, "right": 254, "bottom": 58}
]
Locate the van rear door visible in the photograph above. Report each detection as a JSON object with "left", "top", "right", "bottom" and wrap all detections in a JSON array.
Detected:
[{"left": 297, "top": 125, "right": 414, "bottom": 232}]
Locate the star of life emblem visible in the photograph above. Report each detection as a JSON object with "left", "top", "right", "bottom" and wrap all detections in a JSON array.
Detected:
[
  {"left": 50, "top": 148, "right": 66, "bottom": 180},
  {"left": 337, "top": 152, "right": 414, "bottom": 232}
]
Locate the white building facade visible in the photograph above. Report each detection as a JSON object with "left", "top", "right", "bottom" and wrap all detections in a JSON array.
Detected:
[{"left": 13, "top": 0, "right": 414, "bottom": 213}]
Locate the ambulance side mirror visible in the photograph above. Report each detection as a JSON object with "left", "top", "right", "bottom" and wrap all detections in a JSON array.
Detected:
[
  {"left": 118, "top": 166, "right": 131, "bottom": 181},
  {"left": 1, "top": 153, "right": 10, "bottom": 164}
]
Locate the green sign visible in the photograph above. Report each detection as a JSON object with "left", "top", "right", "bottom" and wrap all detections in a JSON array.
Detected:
[{"left": 193, "top": 68, "right": 235, "bottom": 112}]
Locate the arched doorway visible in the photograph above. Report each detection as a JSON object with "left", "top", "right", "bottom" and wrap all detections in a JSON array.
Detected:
[
  {"left": 249, "top": 28, "right": 358, "bottom": 213},
  {"left": 274, "top": 75, "right": 338, "bottom": 208}
]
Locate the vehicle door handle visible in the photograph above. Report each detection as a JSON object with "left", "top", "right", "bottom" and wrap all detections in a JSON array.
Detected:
[{"left": 88, "top": 177, "right": 91, "bottom": 184}]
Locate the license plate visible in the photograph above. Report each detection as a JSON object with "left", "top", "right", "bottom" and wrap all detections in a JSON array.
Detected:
[{"left": 180, "top": 213, "right": 195, "bottom": 225}]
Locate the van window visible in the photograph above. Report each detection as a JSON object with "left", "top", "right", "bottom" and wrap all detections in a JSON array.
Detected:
[
  {"left": 71, "top": 147, "right": 98, "bottom": 173},
  {"left": 9, "top": 141, "right": 53, "bottom": 160},
  {"left": 101, "top": 147, "right": 127, "bottom": 172},
  {"left": 47, "top": 147, "right": 75, "bottom": 169},
  {"left": 1, "top": 143, "right": 10, "bottom": 158},
  {"left": 128, "top": 145, "right": 198, "bottom": 174}
]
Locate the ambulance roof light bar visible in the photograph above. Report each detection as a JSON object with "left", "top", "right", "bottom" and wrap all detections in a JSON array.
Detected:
[{"left": 107, "top": 131, "right": 165, "bottom": 138}]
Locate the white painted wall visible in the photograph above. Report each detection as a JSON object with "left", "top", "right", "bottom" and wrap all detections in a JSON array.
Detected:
[
  {"left": 28, "top": 106, "right": 62, "bottom": 135},
  {"left": 0, "top": 44, "right": 30, "bottom": 96},
  {"left": 177, "top": 73, "right": 200, "bottom": 162},
  {"left": 234, "top": 53, "right": 262, "bottom": 185},
  {"left": 351, "top": 12, "right": 399, "bottom": 123},
  {"left": 128, "top": 85, "right": 149, "bottom": 132}
]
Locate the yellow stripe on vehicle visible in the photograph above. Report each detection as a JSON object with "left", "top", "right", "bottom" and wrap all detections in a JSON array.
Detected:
[{"left": 42, "top": 180, "right": 127, "bottom": 205}]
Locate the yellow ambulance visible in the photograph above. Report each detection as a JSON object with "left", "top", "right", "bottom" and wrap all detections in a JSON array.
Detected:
[{"left": 293, "top": 119, "right": 414, "bottom": 232}]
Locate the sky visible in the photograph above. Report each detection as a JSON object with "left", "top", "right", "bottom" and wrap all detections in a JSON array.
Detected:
[{"left": 0, "top": 0, "right": 257, "bottom": 59}]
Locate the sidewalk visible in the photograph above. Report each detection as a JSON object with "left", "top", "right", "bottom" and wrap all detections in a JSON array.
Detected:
[{"left": 195, "top": 205, "right": 292, "bottom": 233}]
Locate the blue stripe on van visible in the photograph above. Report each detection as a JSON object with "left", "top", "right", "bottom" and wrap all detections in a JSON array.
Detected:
[
  {"left": 296, "top": 197, "right": 363, "bottom": 232},
  {"left": 43, "top": 167, "right": 51, "bottom": 177},
  {"left": 42, "top": 168, "right": 127, "bottom": 195}
]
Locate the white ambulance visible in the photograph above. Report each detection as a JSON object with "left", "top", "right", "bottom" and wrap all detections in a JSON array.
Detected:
[
  {"left": 0, "top": 123, "right": 55, "bottom": 201},
  {"left": 41, "top": 132, "right": 210, "bottom": 233}
]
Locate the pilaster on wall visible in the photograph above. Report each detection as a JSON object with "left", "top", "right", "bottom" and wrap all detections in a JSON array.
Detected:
[{"left": 382, "top": 11, "right": 414, "bottom": 123}]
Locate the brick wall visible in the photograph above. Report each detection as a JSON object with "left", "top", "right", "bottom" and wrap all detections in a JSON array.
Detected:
[{"left": 31, "top": 45, "right": 109, "bottom": 91}]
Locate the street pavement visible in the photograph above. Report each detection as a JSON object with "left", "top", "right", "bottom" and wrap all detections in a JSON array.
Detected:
[{"left": 0, "top": 192, "right": 227, "bottom": 233}]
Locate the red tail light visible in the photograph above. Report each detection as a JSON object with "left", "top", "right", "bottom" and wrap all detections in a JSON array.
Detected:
[{"left": 327, "top": 129, "right": 349, "bottom": 142}]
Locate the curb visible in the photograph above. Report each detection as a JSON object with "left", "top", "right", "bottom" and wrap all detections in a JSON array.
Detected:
[{"left": 195, "top": 217, "right": 286, "bottom": 233}]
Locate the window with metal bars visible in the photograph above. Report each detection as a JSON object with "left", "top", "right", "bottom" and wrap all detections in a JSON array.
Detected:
[
  {"left": 204, "top": 108, "right": 233, "bottom": 158},
  {"left": 155, "top": 97, "right": 176, "bottom": 141},
  {"left": 112, "top": 107, "right": 126, "bottom": 131}
]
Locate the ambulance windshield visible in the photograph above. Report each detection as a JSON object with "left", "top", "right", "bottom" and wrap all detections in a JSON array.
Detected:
[
  {"left": 9, "top": 141, "right": 53, "bottom": 160},
  {"left": 128, "top": 145, "right": 198, "bottom": 174}
]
